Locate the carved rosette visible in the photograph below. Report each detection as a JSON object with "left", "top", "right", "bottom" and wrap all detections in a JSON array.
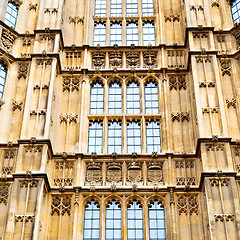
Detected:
[
  {"left": 127, "top": 162, "right": 142, "bottom": 183},
  {"left": 86, "top": 162, "right": 102, "bottom": 184},
  {"left": 106, "top": 162, "right": 122, "bottom": 183},
  {"left": 147, "top": 161, "right": 164, "bottom": 183}
]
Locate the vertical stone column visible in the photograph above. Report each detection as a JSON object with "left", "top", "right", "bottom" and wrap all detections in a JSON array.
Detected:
[{"left": 0, "top": 0, "right": 8, "bottom": 22}]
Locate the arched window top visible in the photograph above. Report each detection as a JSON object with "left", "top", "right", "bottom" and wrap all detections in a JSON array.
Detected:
[
  {"left": 5, "top": 2, "right": 18, "bottom": 28},
  {"left": 85, "top": 200, "right": 100, "bottom": 209},
  {"left": 231, "top": 0, "right": 240, "bottom": 23},
  {"left": 145, "top": 80, "right": 158, "bottom": 87}
]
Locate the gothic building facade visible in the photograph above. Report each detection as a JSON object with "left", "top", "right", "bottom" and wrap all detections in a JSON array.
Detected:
[{"left": 0, "top": 0, "right": 240, "bottom": 239}]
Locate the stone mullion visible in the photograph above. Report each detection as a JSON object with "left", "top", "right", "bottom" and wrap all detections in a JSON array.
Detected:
[
  {"left": 0, "top": 0, "right": 8, "bottom": 21},
  {"left": 106, "top": 20, "right": 111, "bottom": 46},
  {"left": 122, "top": 195, "right": 127, "bottom": 240},
  {"left": 143, "top": 200, "right": 149, "bottom": 240},
  {"left": 100, "top": 200, "right": 106, "bottom": 240},
  {"left": 139, "top": 19, "right": 143, "bottom": 46},
  {"left": 191, "top": 56, "right": 205, "bottom": 137},
  {"left": 122, "top": 19, "right": 127, "bottom": 46},
  {"left": 44, "top": 58, "right": 57, "bottom": 138},
  {"left": 142, "top": 117, "right": 146, "bottom": 153}
]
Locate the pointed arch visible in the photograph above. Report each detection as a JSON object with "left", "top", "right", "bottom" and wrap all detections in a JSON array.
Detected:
[{"left": 143, "top": 75, "right": 159, "bottom": 85}]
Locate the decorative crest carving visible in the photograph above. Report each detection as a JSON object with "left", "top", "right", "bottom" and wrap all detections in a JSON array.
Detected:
[
  {"left": 106, "top": 162, "right": 122, "bottom": 182},
  {"left": 127, "top": 162, "right": 142, "bottom": 182},
  {"left": 86, "top": 162, "right": 102, "bottom": 184},
  {"left": 109, "top": 52, "right": 123, "bottom": 68},
  {"left": 147, "top": 161, "right": 164, "bottom": 183},
  {"left": 126, "top": 52, "right": 140, "bottom": 67},
  {"left": 143, "top": 51, "right": 157, "bottom": 67},
  {"left": 0, "top": 28, "right": 17, "bottom": 53},
  {"left": 92, "top": 52, "right": 106, "bottom": 68}
]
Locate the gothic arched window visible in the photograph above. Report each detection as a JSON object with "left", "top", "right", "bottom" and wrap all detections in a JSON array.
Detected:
[
  {"left": 109, "top": 82, "right": 122, "bottom": 114},
  {"left": 84, "top": 201, "right": 100, "bottom": 240},
  {"left": 127, "top": 82, "right": 140, "bottom": 114},
  {"left": 127, "top": 121, "right": 141, "bottom": 153},
  {"left": 148, "top": 200, "right": 166, "bottom": 240},
  {"left": 106, "top": 200, "right": 122, "bottom": 240},
  {"left": 88, "top": 122, "right": 103, "bottom": 153},
  {"left": 5, "top": 2, "right": 18, "bottom": 28},
  {"left": 95, "top": 0, "right": 107, "bottom": 16},
  {"left": 90, "top": 82, "right": 104, "bottom": 114},
  {"left": 127, "top": 200, "right": 144, "bottom": 239},
  {"left": 94, "top": 24, "right": 106, "bottom": 46},
  {"left": 145, "top": 81, "right": 159, "bottom": 114},
  {"left": 0, "top": 62, "right": 7, "bottom": 98},
  {"left": 146, "top": 121, "right": 161, "bottom": 153},
  {"left": 127, "top": 23, "right": 139, "bottom": 46},
  {"left": 108, "top": 122, "right": 122, "bottom": 153},
  {"left": 143, "top": 22, "right": 155, "bottom": 46},
  {"left": 231, "top": 0, "right": 240, "bottom": 23}
]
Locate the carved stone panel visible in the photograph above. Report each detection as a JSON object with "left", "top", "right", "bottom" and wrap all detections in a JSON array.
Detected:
[
  {"left": 0, "top": 183, "right": 10, "bottom": 205},
  {"left": 147, "top": 161, "right": 164, "bottom": 184},
  {"left": 50, "top": 195, "right": 72, "bottom": 216},
  {"left": 126, "top": 52, "right": 140, "bottom": 68},
  {"left": 127, "top": 162, "right": 142, "bottom": 182},
  {"left": 92, "top": 52, "right": 106, "bottom": 68},
  {"left": 85, "top": 162, "right": 102, "bottom": 184},
  {"left": 106, "top": 162, "right": 122, "bottom": 183},
  {"left": 109, "top": 52, "right": 123, "bottom": 68}
]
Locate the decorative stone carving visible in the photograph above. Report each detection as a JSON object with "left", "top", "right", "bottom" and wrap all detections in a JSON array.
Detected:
[
  {"left": 109, "top": 52, "right": 123, "bottom": 68},
  {"left": 206, "top": 144, "right": 224, "bottom": 151},
  {"left": 127, "top": 162, "right": 142, "bottom": 182},
  {"left": 2, "top": 166, "right": 13, "bottom": 175},
  {"left": 210, "top": 178, "right": 230, "bottom": 186},
  {"left": 30, "top": 109, "right": 47, "bottom": 116},
  {"left": 202, "top": 107, "right": 219, "bottom": 114},
  {"left": 199, "top": 81, "right": 215, "bottom": 87},
  {"left": 12, "top": 100, "right": 23, "bottom": 111},
  {"left": 193, "top": 32, "right": 209, "bottom": 39},
  {"left": 92, "top": 52, "right": 106, "bottom": 68},
  {"left": 171, "top": 112, "right": 190, "bottom": 122},
  {"left": 0, "top": 28, "right": 17, "bottom": 53},
  {"left": 36, "top": 59, "right": 53, "bottom": 65},
  {"left": 106, "top": 162, "right": 122, "bottom": 182},
  {"left": 53, "top": 178, "right": 73, "bottom": 187},
  {"left": 169, "top": 75, "right": 186, "bottom": 90},
  {"left": 62, "top": 76, "right": 80, "bottom": 91},
  {"left": 44, "top": 8, "right": 58, "bottom": 14},
  {"left": 69, "top": 16, "right": 84, "bottom": 24},
  {"left": 226, "top": 98, "right": 237, "bottom": 108},
  {"left": 126, "top": 52, "right": 140, "bottom": 67},
  {"left": 220, "top": 58, "right": 231, "bottom": 76},
  {"left": 214, "top": 214, "right": 235, "bottom": 221},
  {"left": 39, "top": 33, "right": 55, "bottom": 41},
  {"left": 51, "top": 195, "right": 72, "bottom": 216},
  {"left": 167, "top": 50, "right": 185, "bottom": 68},
  {"left": 211, "top": 0, "right": 220, "bottom": 7},
  {"left": 23, "top": 145, "right": 42, "bottom": 153},
  {"left": 59, "top": 113, "right": 78, "bottom": 124},
  {"left": 29, "top": 3, "right": 38, "bottom": 11},
  {"left": 164, "top": 14, "right": 180, "bottom": 22},
  {"left": 176, "top": 177, "right": 196, "bottom": 186},
  {"left": 86, "top": 162, "right": 102, "bottom": 184},
  {"left": 143, "top": 51, "right": 157, "bottom": 67},
  {"left": 4, "top": 149, "right": 15, "bottom": 159},
  {"left": 0, "top": 183, "right": 10, "bottom": 205},
  {"left": 147, "top": 161, "right": 164, "bottom": 183},
  {"left": 177, "top": 194, "right": 199, "bottom": 215},
  {"left": 15, "top": 215, "right": 34, "bottom": 223},
  {"left": 19, "top": 179, "right": 38, "bottom": 188},
  {"left": 196, "top": 55, "right": 212, "bottom": 63},
  {"left": 18, "top": 62, "right": 29, "bottom": 79}
]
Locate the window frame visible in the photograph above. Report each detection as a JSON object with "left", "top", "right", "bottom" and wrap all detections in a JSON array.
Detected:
[
  {"left": 108, "top": 121, "right": 122, "bottom": 153},
  {"left": 4, "top": 2, "right": 18, "bottom": 28},
  {"left": 95, "top": 0, "right": 107, "bottom": 16},
  {"left": 93, "top": 23, "right": 106, "bottom": 46},
  {"left": 145, "top": 81, "right": 159, "bottom": 114},
  {"left": 108, "top": 82, "right": 122, "bottom": 114},
  {"left": 88, "top": 122, "right": 103, "bottom": 154},
  {"left": 111, "top": 0, "right": 122, "bottom": 16},
  {"left": 127, "top": 121, "right": 142, "bottom": 153},
  {"left": 0, "top": 62, "right": 7, "bottom": 98},
  {"left": 110, "top": 24, "right": 123, "bottom": 46},
  {"left": 126, "top": 22, "right": 139, "bottom": 46},
  {"left": 126, "top": 0, "right": 138, "bottom": 16},
  {"left": 146, "top": 121, "right": 161, "bottom": 153},
  {"left": 90, "top": 81, "right": 104, "bottom": 114},
  {"left": 142, "top": 0, "right": 154, "bottom": 16},
  {"left": 142, "top": 22, "right": 156, "bottom": 46},
  {"left": 231, "top": 0, "right": 240, "bottom": 23},
  {"left": 126, "top": 82, "right": 140, "bottom": 114}
]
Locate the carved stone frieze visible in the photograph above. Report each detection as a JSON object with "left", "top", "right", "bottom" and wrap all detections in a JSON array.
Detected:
[
  {"left": 143, "top": 51, "right": 157, "bottom": 67},
  {"left": 210, "top": 178, "right": 230, "bottom": 186},
  {"left": 19, "top": 180, "right": 38, "bottom": 188},
  {"left": 62, "top": 76, "right": 80, "bottom": 91},
  {"left": 199, "top": 81, "right": 215, "bottom": 87},
  {"left": 202, "top": 107, "right": 219, "bottom": 114},
  {"left": 147, "top": 161, "right": 164, "bottom": 183},
  {"left": 109, "top": 52, "right": 123, "bottom": 68},
  {"left": 164, "top": 14, "right": 180, "bottom": 22},
  {"left": 39, "top": 33, "right": 55, "bottom": 41},
  {"left": 220, "top": 59, "right": 231, "bottom": 76},
  {"left": 36, "top": 59, "right": 53, "bottom": 65},
  {"left": 4, "top": 149, "right": 15, "bottom": 159},
  {"left": 86, "top": 162, "right": 102, "bottom": 184},
  {"left": 2, "top": 166, "right": 13, "bottom": 175},
  {"left": 51, "top": 195, "right": 72, "bottom": 216},
  {"left": 30, "top": 109, "right": 47, "bottom": 116},
  {"left": 206, "top": 144, "right": 224, "bottom": 151},
  {"left": 167, "top": 50, "right": 185, "bottom": 68},
  {"left": 106, "top": 162, "right": 122, "bottom": 182},
  {"left": 15, "top": 215, "right": 34, "bottom": 223},
  {"left": 44, "top": 8, "right": 58, "bottom": 14},
  {"left": 177, "top": 194, "right": 199, "bottom": 215},
  {"left": 18, "top": 62, "right": 29, "bottom": 79},
  {"left": 176, "top": 177, "right": 196, "bottom": 185},
  {"left": 196, "top": 55, "right": 212, "bottom": 63},
  {"left": 92, "top": 52, "right": 106, "bottom": 68},
  {"left": 0, "top": 28, "right": 17, "bottom": 53},
  {"left": 226, "top": 98, "right": 237, "bottom": 108},
  {"left": 171, "top": 112, "right": 190, "bottom": 122},
  {"left": 23, "top": 145, "right": 42, "bottom": 153},
  {"left": 59, "top": 113, "right": 78, "bottom": 124},
  {"left": 214, "top": 214, "right": 235, "bottom": 221},
  {"left": 0, "top": 183, "right": 10, "bottom": 205},
  {"left": 127, "top": 162, "right": 142, "bottom": 182},
  {"left": 12, "top": 100, "right": 23, "bottom": 111},
  {"left": 53, "top": 178, "right": 73, "bottom": 187},
  {"left": 169, "top": 75, "right": 186, "bottom": 90},
  {"left": 69, "top": 16, "right": 84, "bottom": 24},
  {"left": 126, "top": 52, "right": 140, "bottom": 67}
]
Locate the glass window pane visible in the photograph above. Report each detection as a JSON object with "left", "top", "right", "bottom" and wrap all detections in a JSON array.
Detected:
[
  {"left": 95, "top": 0, "right": 107, "bottom": 16},
  {"left": 127, "top": 23, "right": 139, "bottom": 46},
  {"left": 127, "top": 82, "right": 140, "bottom": 114},
  {"left": 4, "top": 3, "right": 18, "bottom": 28},
  {"left": 88, "top": 122, "right": 103, "bottom": 153},
  {"left": 0, "top": 63, "right": 7, "bottom": 98},
  {"left": 232, "top": 0, "right": 240, "bottom": 23},
  {"left": 146, "top": 121, "right": 161, "bottom": 153},
  {"left": 126, "top": 0, "right": 138, "bottom": 16},
  {"left": 94, "top": 24, "right": 106, "bottom": 46},
  {"left": 143, "top": 23, "right": 155, "bottom": 46},
  {"left": 111, "top": 0, "right": 122, "bottom": 16}
]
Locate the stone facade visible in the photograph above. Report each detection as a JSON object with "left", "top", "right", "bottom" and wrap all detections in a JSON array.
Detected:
[{"left": 0, "top": 0, "right": 240, "bottom": 239}]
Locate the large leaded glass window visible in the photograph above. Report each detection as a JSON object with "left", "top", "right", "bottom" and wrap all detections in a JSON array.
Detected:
[
  {"left": 231, "top": 0, "right": 240, "bottom": 23},
  {"left": 90, "top": 82, "right": 104, "bottom": 114},
  {"left": 5, "top": 2, "right": 18, "bottom": 28},
  {"left": 88, "top": 122, "right": 103, "bottom": 153},
  {"left": 84, "top": 201, "right": 100, "bottom": 240},
  {"left": 110, "top": 24, "right": 122, "bottom": 46},
  {"left": 127, "top": 122, "right": 141, "bottom": 153},
  {"left": 142, "top": 0, "right": 154, "bottom": 16},
  {"left": 127, "top": 200, "right": 144, "bottom": 240},
  {"left": 149, "top": 200, "right": 166, "bottom": 240},
  {"left": 111, "top": 0, "right": 122, "bottom": 16},
  {"left": 0, "top": 63, "right": 7, "bottom": 98},
  {"left": 127, "top": 82, "right": 140, "bottom": 114},
  {"left": 108, "top": 122, "right": 122, "bottom": 153},
  {"left": 109, "top": 82, "right": 122, "bottom": 114},
  {"left": 94, "top": 24, "right": 106, "bottom": 46},
  {"left": 143, "top": 23, "right": 155, "bottom": 46},
  {"left": 95, "top": 0, "right": 107, "bottom": 16},
  {"left": 145, "top": 81, "right": 159, "bottom": 114},
  {"left": 106, "top": 200, "right": 122, "bottom": 240},
  {"left": 126, "top": 0, "right": 138, "bottom": 16},
  {"left": 146, "top": 121, "right": 161, "bottom": 153},
  {"left": 127, "top": 23, "right": 139, "bottom": 46}
]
